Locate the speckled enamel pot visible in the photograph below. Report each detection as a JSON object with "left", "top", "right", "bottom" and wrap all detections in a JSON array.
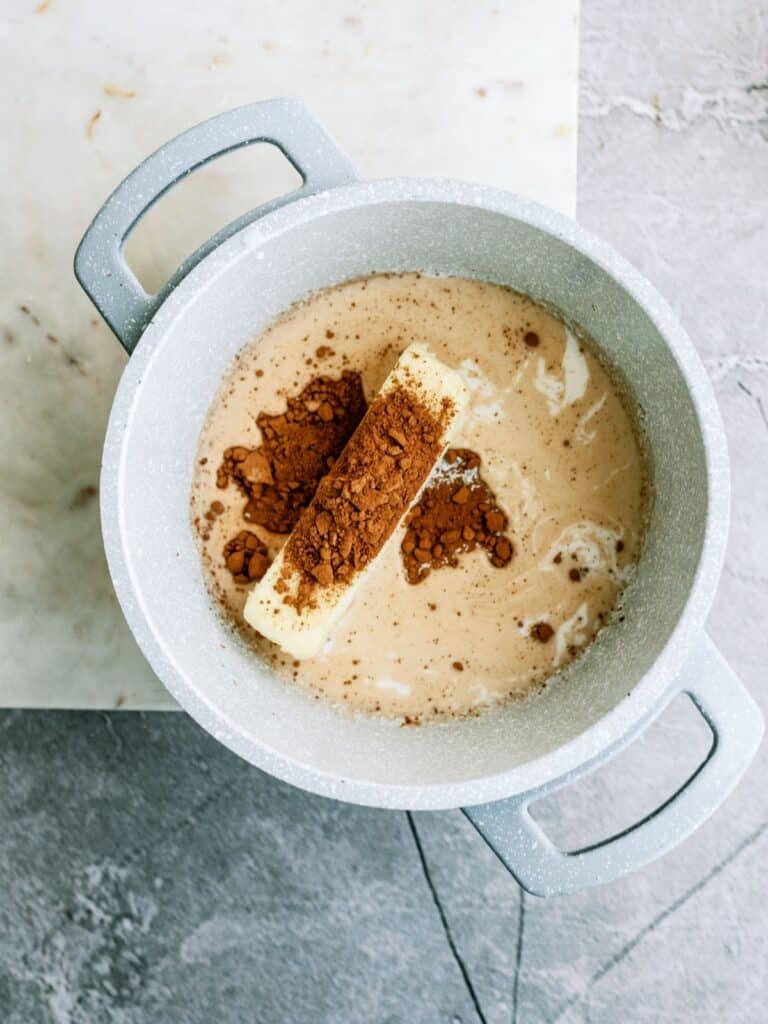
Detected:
[{"left": 75, "top": 100, "right": 763, "bottom": 897}]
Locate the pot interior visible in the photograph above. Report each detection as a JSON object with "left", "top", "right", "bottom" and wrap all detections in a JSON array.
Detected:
[{"left": 109, "top": 192, "right": 710, "bottom": 805}]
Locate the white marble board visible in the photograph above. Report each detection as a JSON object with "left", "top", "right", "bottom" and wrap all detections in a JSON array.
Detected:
[{"left": 0, "top": 0, "right": 579, "bottom": 709}]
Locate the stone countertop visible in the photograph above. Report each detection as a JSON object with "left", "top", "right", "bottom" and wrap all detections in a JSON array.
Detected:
[
  {"left": 2, "top": 1, "right": 768, "bottom": 1022},
  {"left": 0, "top": 0, "right": 577, "bottom": 712}
]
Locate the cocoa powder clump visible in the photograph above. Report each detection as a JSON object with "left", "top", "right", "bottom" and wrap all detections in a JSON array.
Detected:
[
  {"left": 401, "top": 448, "right": 513, "bottom": 584},
  {"left": 224, "top": 531, "right": 270, "bottom": 584},
  {"left": 279, "top": 385, "right": 453, "bottom": 611},
  {"left": 217, "top": 371, "right": 367, "bottom": 534},
  {"left": 531, "top": 621, "right": 554, "bottom": 643}
]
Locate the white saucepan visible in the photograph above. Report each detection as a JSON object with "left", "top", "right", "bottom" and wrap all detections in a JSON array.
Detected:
[{"left": 75, "top": 100, "right": 763, "bottom": 896}]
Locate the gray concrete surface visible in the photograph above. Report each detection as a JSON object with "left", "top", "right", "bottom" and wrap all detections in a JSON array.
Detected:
[{"left": 2, "top": 1, "right": 767, "bottom": 1020}]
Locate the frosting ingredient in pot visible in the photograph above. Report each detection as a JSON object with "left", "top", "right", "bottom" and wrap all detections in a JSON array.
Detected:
[
  {"left": 191, "top": 273, "right": 649, "bottom": 721},
  {"left": 401, "top": 447, "right": 513, "bottom": 584},
  {"left": 243, "top": 342, "right": 469, "bottom": 659},
  {"left": 216, "top": 370, "right": 367, "bottom": 535}
]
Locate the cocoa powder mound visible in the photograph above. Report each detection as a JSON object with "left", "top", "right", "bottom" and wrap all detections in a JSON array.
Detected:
[
  {"left": 401, "top": 448, "right": 513, "bottom": 583},
  {"left": 223, "top": 530, "right": 271, "bottom": 584},
  {"left": 279, "top": 385, "right": 453, "bottom": 611},
  {"left": 217, "top": 371, "right": 367, "bottom": 534},
  {"left": 530, "top": 621, "right": 554, "bottom": 643}
]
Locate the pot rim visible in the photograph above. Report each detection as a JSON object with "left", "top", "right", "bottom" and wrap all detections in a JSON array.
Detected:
[{"left": 101, "top": 177, "right": 729, "bottom": 810}]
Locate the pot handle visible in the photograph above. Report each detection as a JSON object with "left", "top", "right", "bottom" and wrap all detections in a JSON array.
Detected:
[
  {"left": 463, "top": 635, "right": 763, "bottom": 897},
  {"left": 74, "top": 99, "right": 358, "bottom": 354}
]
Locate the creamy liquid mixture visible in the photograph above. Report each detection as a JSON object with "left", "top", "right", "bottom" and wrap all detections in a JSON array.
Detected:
[{"left": 191, "top": 274, "right": 649, "bottom": 721}]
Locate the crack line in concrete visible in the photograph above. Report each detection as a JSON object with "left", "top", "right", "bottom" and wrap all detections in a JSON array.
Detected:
[
  {"left": 511, "top": 891, "right": 525, "bottom": 1024},
  {"left": 549, "top": 817, "right": 768, "bottom": 1022},
  {"left": 405, "top": 812, "right": 487, "bottom": 1024}
]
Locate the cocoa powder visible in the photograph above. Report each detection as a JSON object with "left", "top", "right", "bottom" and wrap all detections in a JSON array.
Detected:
[
  {"left": 223, "top": 531, "right": 270, "bottom": 585},
  {"left": 401, "top": 448, "right": 513, "bottom": 583},
  {"left": 217, "top": 371, "right": 367, "bottom": 534},
  {"left": 278, "top": 385, "right": 454, "bottom": 611},
  {"left": 530, "top": 621, "right": 554, "bottom": 643}
]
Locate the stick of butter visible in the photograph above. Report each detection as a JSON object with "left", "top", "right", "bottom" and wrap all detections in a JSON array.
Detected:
[{"left": 244, "top": 342, "right": 470, "bottom": 659}]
